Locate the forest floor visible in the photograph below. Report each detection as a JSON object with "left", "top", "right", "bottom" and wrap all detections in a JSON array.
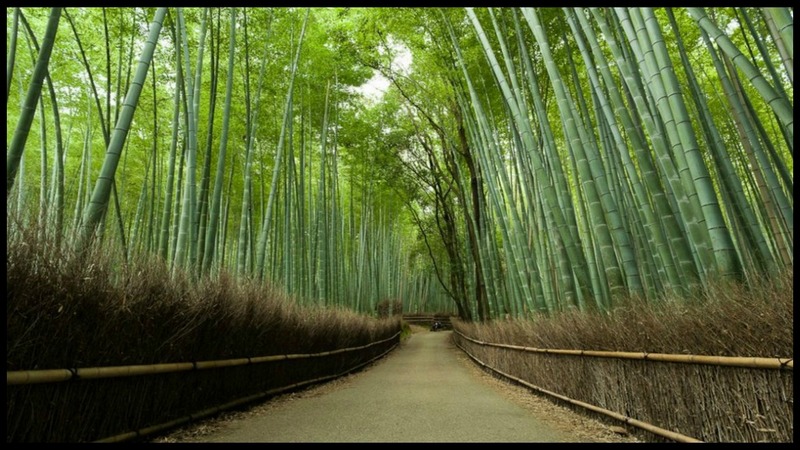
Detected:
[{"left": 152, "top": 325, "right": 640, "bottom": 443}]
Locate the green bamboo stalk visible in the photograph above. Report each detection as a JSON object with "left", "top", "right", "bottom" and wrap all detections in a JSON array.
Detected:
[
  {"left": 158, "top": 16, "right": 184, "bottom": 261},
  {"left": 7, "top": 7, "right": 61, "bottom": 197},
  {"left": 607, "top": 8, "right": 711, "bottom": 283},
  {"left": 73, "top": 91, "right": 93, "bottom": 235},
  {"left": 589, "top": 8, "right": 700, "bottom": 289},
  {"left": 737, "top": 8, "right": 791, "bottom": 114},
  {"left": 466, "top": 9, "right": 559, "bottom": 313},
  {"left": 577, "top": 9, "right": 685, "bottom": 291},
  {"left": 7, "top": 7, "right": 20, "bottom": 106},
  {"left": 568, "top": 8, "right": 680, "bottom": 294},
  {"left": 174, "top": 7, "right": 199, "bottom": 271},
  {"left": 764, "top": 8, "right": 793, "bottom": 67},
  {"left": 196, "top": 9, "right": 221, "bottom": 270},
  {"left": 621, "top": 9, "right": 711, "bottom": 275},
  {"left": 761, "top": 8, "right": 793, "bottom": 84},
  {"left": 203, "top": 7, "right": 237, "bottom": 273},
  {"left": 510, "top": 9, "right": 583, "bottom": 309},
  {"left": 637, "top": 8, "right": 742, "bottom": 280},
  {"left": 524, "top": 8, "right": 639, "bottom": 305},
  {"left": 146, "top": 61, "right": 158, "bottom": 253},
  {"left": 255, "top": 9, "right": 309, "bottom": 280},
  {"left": 487, "top": 9, "right": 551, "bottom": 313},
  {"left": 78, "top": 8, "right": 167, "bottom": 250},
  {"left": 102, "top": 8, "right": 111, "bottom": 136},
  {"left": 188, "top": 8, "right": 209, "bottom": 265},
  {"left": 687, "top": 7, "right": 793, "bottom": 143},
  {"left": 62, "top": 9, "right": 129, "bottom": 254},
  {"left": 682, "top": 17, "right": 773, "bottom": 274},
  {"left": 46, "top": 66, "right": 65, "bottom": 246},
  {"left": 236, "top": 9, "right": 255, "bottom": 275},
  {"left": 128, "top": 151, "right": 153, "bottom": 258}
]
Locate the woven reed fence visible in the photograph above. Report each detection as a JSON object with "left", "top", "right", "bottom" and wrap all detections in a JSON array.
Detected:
[
  {"left": 452, "top": 329, "right": 793, "bottom": 443},
  {"left": 7, "top": 331, "right": 400, "bottom": 443}
]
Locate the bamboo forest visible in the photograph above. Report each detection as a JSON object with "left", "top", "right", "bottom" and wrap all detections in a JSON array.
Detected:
[
  {"left": 7, "top": 7, "right": 792, "bottom": 318},
  {"left": 5, "top": 7, "right": 794, "bottom": 444}
]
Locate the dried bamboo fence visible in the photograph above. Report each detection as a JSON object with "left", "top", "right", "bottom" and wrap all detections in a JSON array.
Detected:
[
  {"left": 7, "top": 331, "right": 400, "bottom": 443},
  {"left": 453, "top": 329, "right": 793, "bottom": 443}
]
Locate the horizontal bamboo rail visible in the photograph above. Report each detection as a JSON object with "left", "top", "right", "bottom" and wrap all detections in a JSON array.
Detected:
[
  {"left": 403, "top": 315, "right": 452, "bottom": 319},
  {"left": 454, "top": 339, "right": 703, "bottom": 443},
  {"left": 7, "top": 331, "right": 401, "bottom": 386},
  {"left": 94, "top": 342, "right": 398, "bottom": 443},
  {"left": 402, "top": 315, "right": 453, "bottom": 324},
  {"left": 454, "top": 330, "right": 793, "bottom": 370}
]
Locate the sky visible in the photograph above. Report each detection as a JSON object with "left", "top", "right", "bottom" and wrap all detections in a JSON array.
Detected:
[{"left": 353, "top": 38, "right": 413, "bottom": 103}]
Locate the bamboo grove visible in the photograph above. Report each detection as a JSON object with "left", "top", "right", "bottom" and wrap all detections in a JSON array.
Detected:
[{"left": 6, "top": 8, "right": 793, "bottom": 321}]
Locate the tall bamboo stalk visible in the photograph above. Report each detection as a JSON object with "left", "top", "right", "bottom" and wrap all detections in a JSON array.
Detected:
[
  {"left": 7, "top": 7, "right": 61, "bottom": 197},
  {"left": 78, "top": 8, "right": 167, "bottom": 250}
]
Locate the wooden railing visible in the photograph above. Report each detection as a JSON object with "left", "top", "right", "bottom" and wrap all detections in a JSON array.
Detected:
[{"left": 402, "top": 314, "right": 454, "bottom": 328}]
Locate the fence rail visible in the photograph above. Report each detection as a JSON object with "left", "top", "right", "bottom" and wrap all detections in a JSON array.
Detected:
[
  {"left": 94, "top": 342, "right": 397, "bottom": 443},
  {"left": 7, "top": 331, "right": 401, "bottom": 386},
  {"left": 402, "top": 314, "right": 453, "bottom": 326},
  {"left": 455, "top": 330, "right": 793, "bottom": 370}
]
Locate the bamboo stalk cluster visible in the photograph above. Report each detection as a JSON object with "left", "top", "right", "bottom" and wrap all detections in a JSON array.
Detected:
[{"left": 440, "top": 7, "right": 792, "bottom": 316}]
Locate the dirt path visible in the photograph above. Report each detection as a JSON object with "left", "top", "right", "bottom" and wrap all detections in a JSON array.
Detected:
[{"left": 154, "top": 329, "right": 639, "bottom": 443}]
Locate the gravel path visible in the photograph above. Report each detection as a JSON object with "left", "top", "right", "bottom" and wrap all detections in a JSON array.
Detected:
[{"left": 154, "top": 328, "right": 639, "bottom": 443}]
